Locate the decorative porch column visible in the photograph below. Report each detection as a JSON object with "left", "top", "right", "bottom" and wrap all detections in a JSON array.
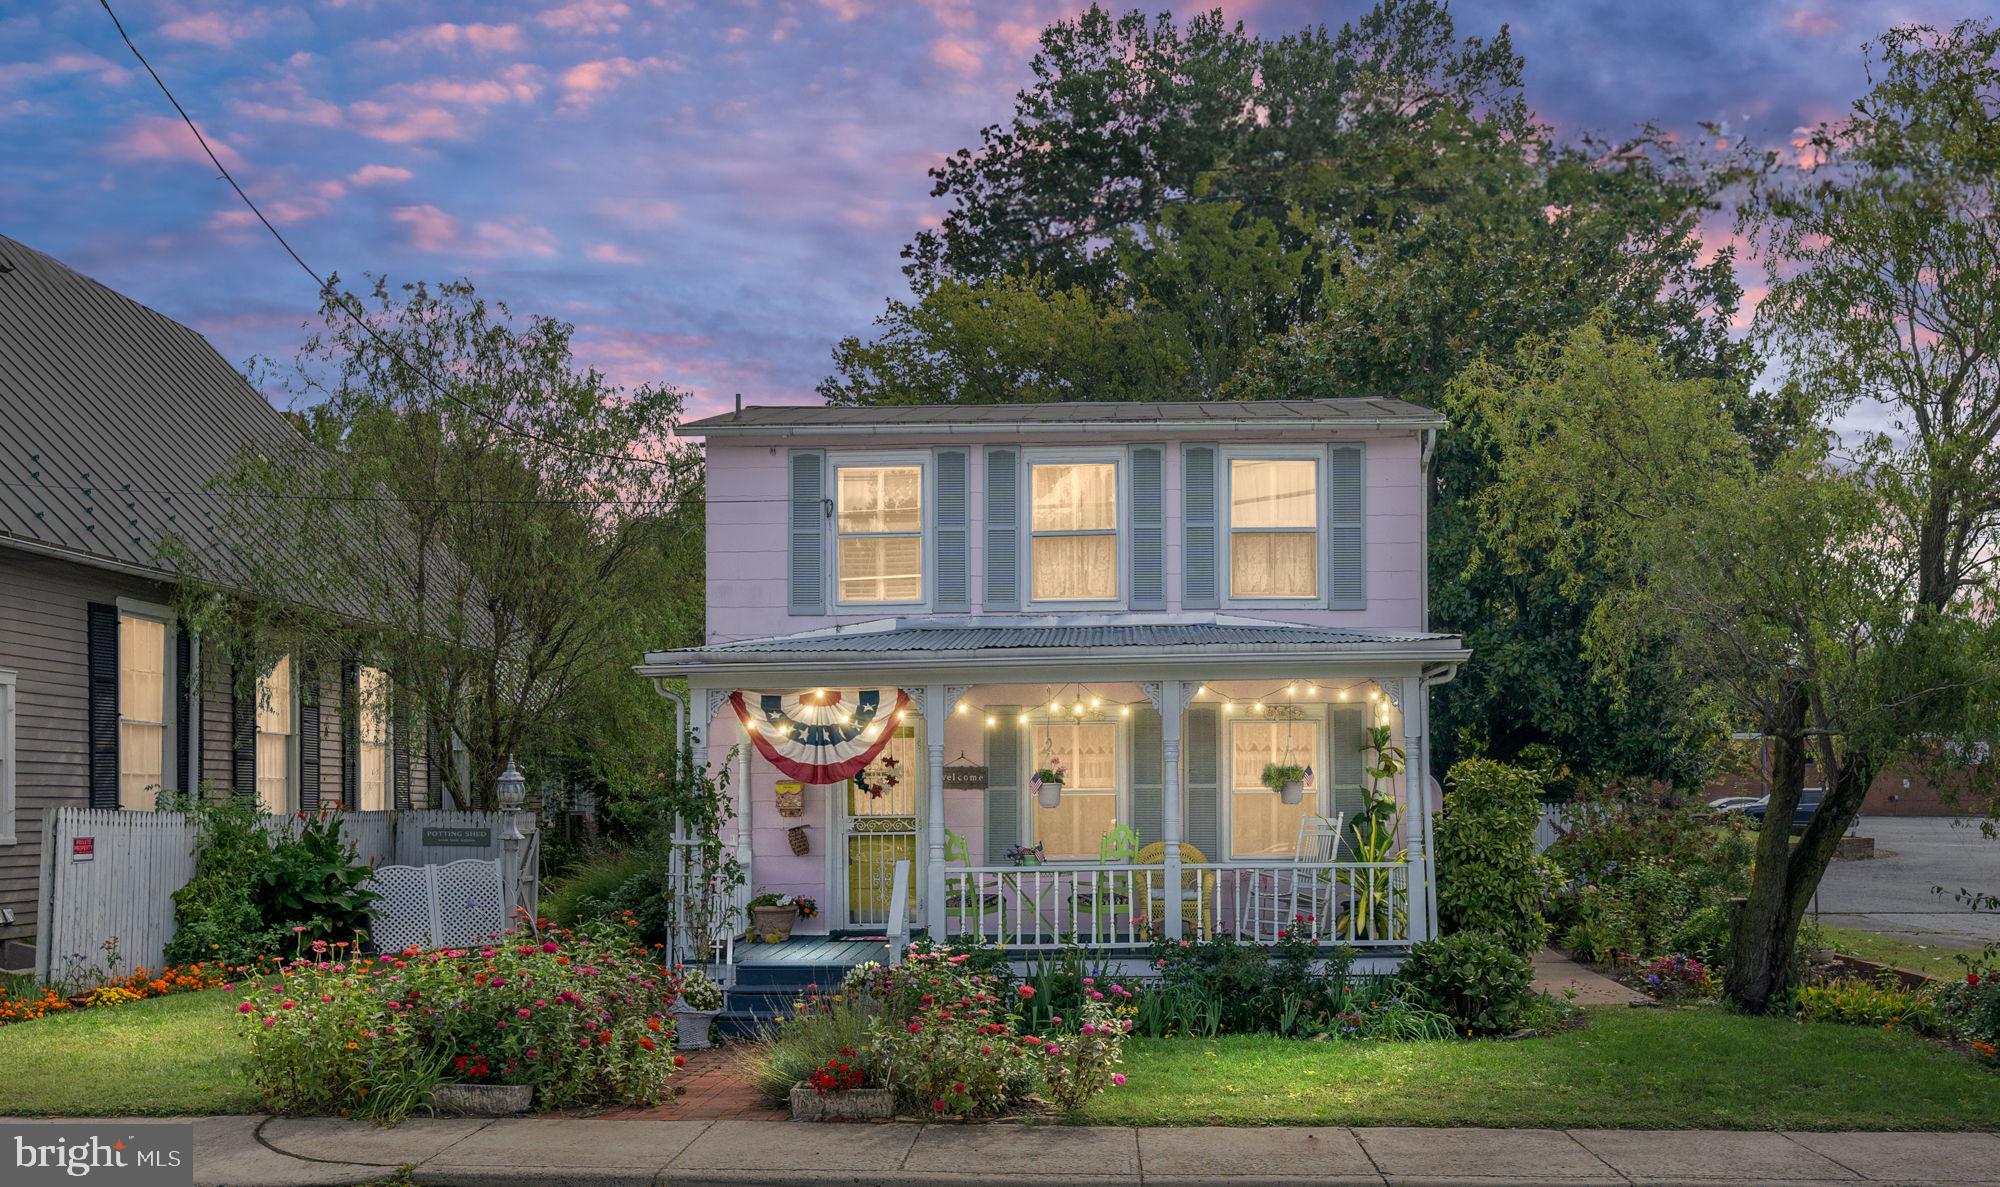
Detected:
[
  {"left": 1400, "top": 673, "right": 1434, "bottom": 944},
  {"left": 1144, "top": 680, "right": 1188, "bottom": 938},
  {"left": 921, "top": 684, "right": 950, "bottom": 940}
]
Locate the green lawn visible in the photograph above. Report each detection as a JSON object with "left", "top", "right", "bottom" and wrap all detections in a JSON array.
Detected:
[
  {"left": 1078, "top": 1007, "right": 2000, "bottom": 1130},
  {"left": 1817, "top": 924, "right": 1990, "bottom": 978},
  {"left": 0, "top": 988, "right": 258, "bottom": 1117}
]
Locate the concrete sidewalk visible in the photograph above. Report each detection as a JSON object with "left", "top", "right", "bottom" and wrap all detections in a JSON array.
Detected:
[{"left": 20, "top": 1115, "right": 1997, "bottom": 1187}]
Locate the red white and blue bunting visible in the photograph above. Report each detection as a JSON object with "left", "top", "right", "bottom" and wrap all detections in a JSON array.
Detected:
[{"left": 729, "top": 688, "right": 911, "bottom": 785}]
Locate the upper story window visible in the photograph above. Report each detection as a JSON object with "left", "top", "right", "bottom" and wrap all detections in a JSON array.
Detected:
[
  {"left": 118, "top": 611, "right": 170, "bottom": 811},
  {"left": 1031, "top": 461, "right": 1118, "bottom": 602},
  {"left": 1228, "top": 457, "right": 1319, "bottom": 600},
  {"left": 255, "top": 654, "right": 295, "bottom": 814},
  {"left": 358, "top": 665, "right": 392, "bottom": 811},
  {"left": 836, "top": 463, "right": 923, "bottom": 603}
]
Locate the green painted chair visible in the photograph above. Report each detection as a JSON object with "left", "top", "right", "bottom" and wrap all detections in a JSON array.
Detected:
[
  {"left": 942, "top": 828, "right": 997, "bottom": 923},
  {"left": 1072, "top": 824, "right": 1143, "bottom": 924}
]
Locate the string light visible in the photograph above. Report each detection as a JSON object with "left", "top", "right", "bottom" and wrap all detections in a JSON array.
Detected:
[
  {"left": 985, "top": 715, "right": 997, "bottom": 728},
  {"left": 956, "top": 703, "right": 968, "bottom": 715},
  {"left": 1120, "top": 705, "right": 1131, "bottom": 717}
]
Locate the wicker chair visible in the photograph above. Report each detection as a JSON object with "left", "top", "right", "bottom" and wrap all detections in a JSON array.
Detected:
[{"left": 1134, "top": 840, "right": 1215, "bottom": 937}]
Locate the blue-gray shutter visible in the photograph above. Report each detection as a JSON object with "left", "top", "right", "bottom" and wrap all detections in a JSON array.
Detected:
[
  {"left": 1327, "top": 444, "right": 1366, "bottom": 609},
  {"left": 1130, "top": 445, "right": 1165, "bottom": 610},
  {"left": 174, "top": 624, "right": 195, "bottom": 792},
  {"left": 1182, "top": 445, "right": 1218, "bottom": 609},
  {"left": 1129, "top": 703, "right": 1163, "bottom": 843},
  {"left": 984, "top": 446, "right": 1020, "bottom": 611},
  {"left": 86, "top": 603, "right": 119, "bottom": 810},
  {"left": 1183, "top": 703, "right": 1220, "bottom": 859},
  {"left": 231, "top": 660, "right": 255, "bottom": 801},
  {"left": 984, "top": 707, "right": 1021, "bottom": 863},
  {"left": 1329, "top": 704, "right": 1368, "bottom": 859},
  {"left": 341, "top": 658, "right": 359, "bottom": 808},
  {"left": 297, "top": 657, "right": 320, "bottom": 812},
  {"left": 789, "top": 450, "right": 826, "bottom": 614},
  {"left": 935, "top": 447, "right": 970, "bottom": 609},
  {"left": 392, "top": 694, "right": 412, "bottom": 810}
]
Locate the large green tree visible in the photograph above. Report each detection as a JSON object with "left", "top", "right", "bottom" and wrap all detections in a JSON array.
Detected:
[
  {"left": 179, "top": 277, "right": 703, "bottom": 808},
  {"left": 823, "top": 1, "right": 1751, "bottom": 788},
  {"left": 1456, "top": 316, "right": 1999, "bottom": 1010}
]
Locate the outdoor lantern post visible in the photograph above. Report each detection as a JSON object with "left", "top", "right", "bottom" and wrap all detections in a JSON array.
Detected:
[{"left": 497, "top": 756, "right": 528, "bottom": 924}]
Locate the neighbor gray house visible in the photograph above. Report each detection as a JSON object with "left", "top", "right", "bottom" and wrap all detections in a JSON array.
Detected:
[{"left": 0, "top": 236, "right": 434, "bottom": 969}]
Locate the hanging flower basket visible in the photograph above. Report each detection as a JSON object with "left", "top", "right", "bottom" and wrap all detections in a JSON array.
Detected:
[
  {"left": 1262, "top": 762, "right": 1311, "bottom": 806},
  {"left": 1031, "top": 756, "right": 1069, "bottom": 809}
]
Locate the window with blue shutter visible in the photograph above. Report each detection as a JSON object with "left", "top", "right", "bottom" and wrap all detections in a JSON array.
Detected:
[
  {"left": 935, "top": 448, "right": 969, "bottom": 609},
  {"left": 174, "top": 624, "right": 195, "bottom": 791},
  {"left": 297, "top": 658, "right": 320, "bottom": 812},
  {"left": 788, "top": 450, "right": 827, "bottom": 615},
  {"left": 1130, "top": 446, "right": 1165, "bottom": 610},
  {"left": 984, "top": 447, "right": 1020, "bottom": 611},
  {"left": 1327, "top": 444, "right": 1366, "bottom": 609},
  {"left": 1328, "top": 704, "right": 1368, "bottom": 858},
  {"left": 1182, "top": 445, "right": 1218, "bottom": 609}
]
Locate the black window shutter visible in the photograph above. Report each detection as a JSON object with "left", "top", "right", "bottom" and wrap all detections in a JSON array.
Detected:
[
  {"left": 297, "top": 657, "right": 320, "bottom": 812},
  {"left": 231, "top": 660, "right": 256, "bottom": 800},
  {"left": 174, "top": 624, "right": 195, "bottom": 793},
  {"left": 86, "top": 603, "right": 119, "bottom": 810},
  {"left": 392, "top": 686, "right": 412, "bottom": 810},
  {"left": 341, "top": 658, "right": 359, "bottom": 808}
]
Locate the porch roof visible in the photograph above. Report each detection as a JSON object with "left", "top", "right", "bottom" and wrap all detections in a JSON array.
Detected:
[{"left": 638, "top": 617, "right": 1469, "bottom": 682}]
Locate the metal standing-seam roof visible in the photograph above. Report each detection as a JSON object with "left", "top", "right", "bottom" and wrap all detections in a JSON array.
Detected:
[
  {"left": 0, "top": 235, "right": 303, "bottom": 580},
  {"left": 680, "top": 397, "right": 1444, "bottom": 437}
]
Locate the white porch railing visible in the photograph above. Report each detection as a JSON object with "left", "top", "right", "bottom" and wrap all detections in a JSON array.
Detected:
[{"left": 938, "top": 860, "right": 1412, "bottom": 949}]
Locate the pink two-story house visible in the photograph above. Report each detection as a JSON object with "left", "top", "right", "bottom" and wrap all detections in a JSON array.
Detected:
[{"left": 638, "top": 399, "right": 1468, "bottom": 976}]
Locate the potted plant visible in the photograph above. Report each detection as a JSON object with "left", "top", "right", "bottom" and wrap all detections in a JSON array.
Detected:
[
  {"left": 1262, "top": 762, "right": 1310, "bottom": 805},
  {"left": 1030, "top": 755, "right": 1068, "bottom": 809},
  {"left": 789, "top": 1047, "right": 895, "bottom": 1121},
  {"left": 672, "top": 968, "right": 725, "bottom": 1050},
  {"left": 747, "top": 892, "right": 805, "bottom": 942}
]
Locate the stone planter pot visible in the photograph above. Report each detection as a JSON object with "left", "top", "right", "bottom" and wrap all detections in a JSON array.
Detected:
[
  {"left": 428, "top": 1082, "right": 532, "bottom": 1116},
  {"left": 674, "top": 1005, "right": 721, "bottom": 1050},
  {"left": 1278, "top": 779, "right": 1305, "bottom": 805},
  {"left": 750, "top": 904, "right": 800, "bottom": 942},
  {"left": 1037, "top": 781, "right": 1064, "bottom": 809},
  {"left": 790, "top": 1082, "right": 896, "bottom": 1122}
]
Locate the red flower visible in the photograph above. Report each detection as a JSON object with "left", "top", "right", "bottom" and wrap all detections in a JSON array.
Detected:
[
  {"left": 1017, "top": 985, "right": 1035, "bottom": 1000},
  {"left": 1969, "top": 973, "right": 1981, "bottom": 987}
]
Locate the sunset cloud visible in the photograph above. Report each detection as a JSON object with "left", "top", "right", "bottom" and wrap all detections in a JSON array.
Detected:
[
  {"left": 588, "top": 241, "right": 643, "bottom": 263},
  {"left": 930, "top": 38, "right": 982, "bottom": 77},
  {"left": 387, "top": 22, "right": 525, "bottom": 53},
  {"left": 347, "top": 163, "right": 414, "bottom": 187},
  {"left": 349, "top": 100, "right": 465, "bottom": 143},
  {"left": 0, "top": 51, "right": 130, "bottom": 89},
  {"left": 105, "top": 115, "right": 243, "bottom": 169},
  {"left": 559, "top": 56, "right": 672, "bottom": 111},
  {"left": 391, "top": 204, "right": 558, "bottom": 258},
  {"left": 537, "top": 0, "right": 631, "bottom": 36},
  {"left": 158, "top": 10, "right": 269, "bottom": 49},
  {"left": 1785, "top": 9, "right": 1840, "bottom": 37}
]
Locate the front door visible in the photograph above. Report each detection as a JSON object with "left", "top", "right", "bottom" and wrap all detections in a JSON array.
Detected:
[{"left": 839, "top": 722, "right": 922, "bottom": 930}]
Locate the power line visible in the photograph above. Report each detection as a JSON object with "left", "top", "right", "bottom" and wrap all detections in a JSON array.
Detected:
[{"left": 94, "top": 0, "right": 688, "bottom": 473}]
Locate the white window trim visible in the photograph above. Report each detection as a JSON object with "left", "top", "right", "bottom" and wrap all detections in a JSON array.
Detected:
[
  {"left": 0, "top": 669, "right": 16, "bottom": 845},
  {"left": 829, "top": 451, "right": 933, "bottom": 611},
  {"left": 255, "top": 653, "right": 300, "bottom": 815},
  {"left": 1219, "top": 445, "right": 1328, "bottom": 609},
  {"left": 356, "top": 664, "right": 394, "bottom": 812},
  {"left": 1219, "top": 705, "right": 1330, "bottom": 862},
  {"left": 1018, "top": 712, "right": 1130, "bottom": 858},
  {"left": 1023, "top": 447, "right": 1128, "bottom": 609},
  {"left": 114, "top": 598, "right": 178, "bottom": 811}
]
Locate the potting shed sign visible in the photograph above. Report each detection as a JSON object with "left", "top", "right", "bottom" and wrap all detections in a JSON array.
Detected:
[{"left": 421, "top": 826, "right": 492, "bottom": 848}]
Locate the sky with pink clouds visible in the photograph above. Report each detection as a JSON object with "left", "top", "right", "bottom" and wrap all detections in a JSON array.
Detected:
[{"left": 0, "top": 0, "right": 1974, "bottom": 421}]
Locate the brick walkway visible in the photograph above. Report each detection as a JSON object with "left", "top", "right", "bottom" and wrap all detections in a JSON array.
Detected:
[{"left": 610, "top": 1045, "right": 788, "bottom": 1121}]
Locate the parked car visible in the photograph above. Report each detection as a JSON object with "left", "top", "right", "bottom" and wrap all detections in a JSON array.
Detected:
[
  {"left": 1743, "top": 792, "right": 1821, "bottom": 829},
  {"left": 1707, "top": 796, "right": 1765, "bottom": 813}
]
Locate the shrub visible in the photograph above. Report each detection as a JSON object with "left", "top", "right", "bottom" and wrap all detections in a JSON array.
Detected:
[
  {"left": 1141, "top": 928, "right": 1357, "bottom": 1037},
  {"left": 540, "top": 850, "right": 648, "bottom": 929},
  {"left": 239, "top": 925, "right": 680, "bottom": 1119},
  {"left": 1933, "top": 972, "right": 1999, "bottom": 1058},
  {"left": 743, "top": 985, "right": 882, "bottom": 1101},
  {"left": 1435, "top": 759, "right": 1555, "bottom": 955},
  {"left": 1635, "top": 954, "right": 1714, "bottom": 1001},
  {"left": 1792, "top": 977, "right": 1945, "bottom": 1036},
  {"left": 1397, "top": 931, "right": 1535, "bottom": 1035},
  {"left": 165, "top": 795, "right": 375, "bottom": 967}
]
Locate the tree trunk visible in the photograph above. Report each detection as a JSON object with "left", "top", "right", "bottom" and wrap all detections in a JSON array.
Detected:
[{"left": 1724, "top": 684, "right": 1884, "bottom": 1012}]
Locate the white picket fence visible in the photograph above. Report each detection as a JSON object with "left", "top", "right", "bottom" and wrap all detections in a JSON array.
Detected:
[{"left": 34, "top": 806, "right": 538, "bottom": 985}]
